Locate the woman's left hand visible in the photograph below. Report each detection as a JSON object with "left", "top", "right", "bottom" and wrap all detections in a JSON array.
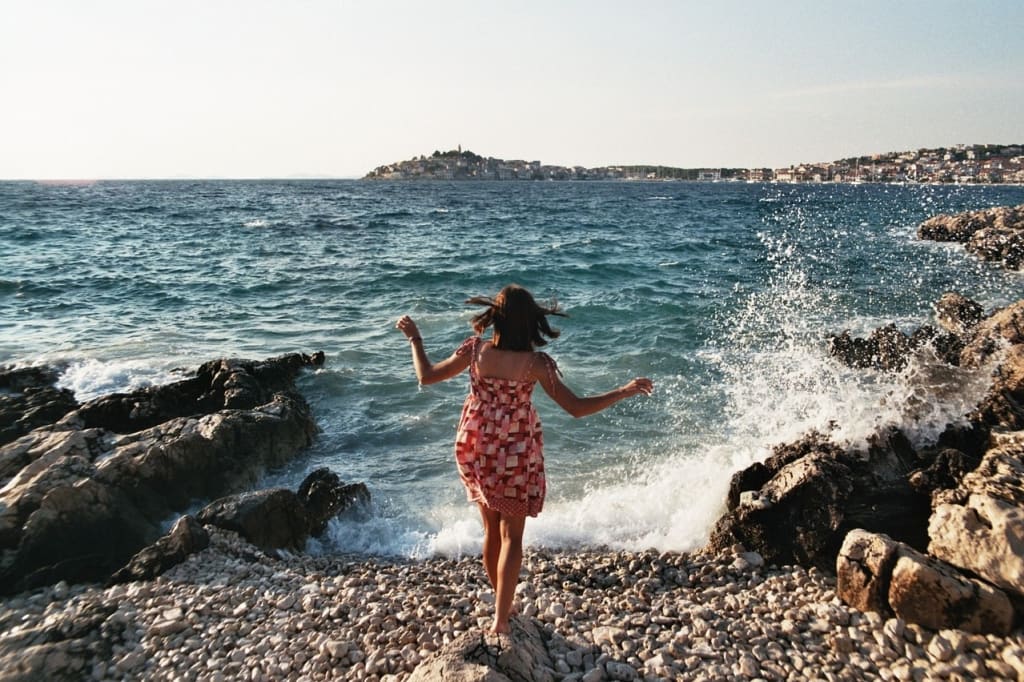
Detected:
[{"left": 396, "top": 315, "right": 421, "bottom": 340}]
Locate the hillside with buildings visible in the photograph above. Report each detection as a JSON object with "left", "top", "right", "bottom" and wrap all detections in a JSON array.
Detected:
[{"left": 364, "top": 144, "right": 1024, "bottom": 184}]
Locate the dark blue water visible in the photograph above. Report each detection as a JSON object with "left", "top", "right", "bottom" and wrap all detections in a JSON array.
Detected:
[{"left": 2, "top": 180, "right": 1022, "bottom": 556}]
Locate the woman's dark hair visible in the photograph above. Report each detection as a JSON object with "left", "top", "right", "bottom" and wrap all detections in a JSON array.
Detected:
[{"left": 467, "top": 284, "right": 566, "bottom": 351}]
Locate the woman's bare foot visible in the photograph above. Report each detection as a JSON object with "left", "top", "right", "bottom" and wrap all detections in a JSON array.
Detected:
[{"left": 488, "top": 619, "right": 511, "bottom": 635}]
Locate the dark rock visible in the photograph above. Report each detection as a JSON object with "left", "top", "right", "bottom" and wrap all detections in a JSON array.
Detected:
[
  {"left": 0, "top": 365, "right": 78, "bottom": 447},
  {"left": 828, "top": 323, "right": 962, "bottom": 372},
  {"left": 0, "top": 352, "right": 322, "bottom": 594},
  {"left": 108, "top": 514, "right": 210, "bottom": 585},
  {"left": 709, "top": 429, "right": 931, "bottom": 569},
  {"left": 934, "top": 293, "right": 985, "bottom": 335},
  {"left": 198, "top": 489, "right": 310, "bottom": 553},
  {"left": 297, "top": 467, "right": 371, "bottom": 536},
  {"left": 907, "top": 448, "right": 978, "bottom": 495}
]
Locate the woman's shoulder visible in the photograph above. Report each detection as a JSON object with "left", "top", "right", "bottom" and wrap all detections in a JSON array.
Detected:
[{"left": 454, "top": 335, "right": 481, "bottom": 356}]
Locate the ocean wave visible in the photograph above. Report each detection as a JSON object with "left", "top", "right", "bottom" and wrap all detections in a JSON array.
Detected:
[{"left": 57, "top": 358, "right": 184, "bottom": 402}]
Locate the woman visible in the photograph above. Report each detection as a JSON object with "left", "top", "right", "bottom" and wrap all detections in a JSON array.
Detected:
[{"left": 397, "top": 284, "right": 652, "bottom": 633}]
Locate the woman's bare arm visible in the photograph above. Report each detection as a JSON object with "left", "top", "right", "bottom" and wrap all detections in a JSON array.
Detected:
[
  {"left": 534, "top": 354, "right": 653, "bottom": 418},
  {"left": 396, "top": 315, "right": 471, "bottom": 385}
]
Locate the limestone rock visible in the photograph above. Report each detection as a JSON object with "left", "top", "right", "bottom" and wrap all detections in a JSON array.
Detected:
[
  {"left": 934, "top": 292, "right": 984, "bottom": 335},
  {"left": 0, "top": 365, "right": 78, "bottom": 448},
  {"left": 888, "top": 550, "right": 1013, "bottom": 635},
  {"left": 108, "top": 514, "right": 209, "bottom": 585},
  {"left": 835, "top": 529, "right": 900, "bottom": 614},
  {"left": 836, "top": 529, "right": 1014, "bottom": 635},
  {"left": 0, "top": 353, "right": 323, "bottom": 594},
  {"left": 408, "top": 617, "right": 555, "bottom": 682},
  {"left": 710, "top": 430, "right": 928, "bottom": 569},
  {"left": 297, "top": 467, "right": 371, "bottom": 536},
  {"left": 960, "top": 299, "right": 1024, "bottom": 367},
  {"left": 917, "top": 203, "right": 1024, "bottom": 271},
  {"left": 198, "top": 489, "right": 310, "bottom": 553},
  {"left": 929, "top": 431, "right": 1024, "bottom": 607}
]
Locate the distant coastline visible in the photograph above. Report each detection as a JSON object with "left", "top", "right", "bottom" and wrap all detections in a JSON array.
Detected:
[{"left": 364, "top": 144, "right": 1024, "bottom": 184}]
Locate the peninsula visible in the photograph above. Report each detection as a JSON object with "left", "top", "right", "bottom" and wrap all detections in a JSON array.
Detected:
[{"left": 364, "top": 144, "right": 1024, "bottom": 184}]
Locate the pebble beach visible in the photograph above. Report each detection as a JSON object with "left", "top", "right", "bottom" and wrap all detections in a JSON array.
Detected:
[{"left": 2, "top": 527, "right": 1022, "bottom": 681}]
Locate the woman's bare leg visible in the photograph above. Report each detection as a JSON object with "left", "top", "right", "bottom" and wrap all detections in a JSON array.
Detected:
[
  {"left": 492, "top": 513, "right": 526, "bottom": 634},
  {"left": 477, "top": 503, "right": 500, "bottom": 592}
]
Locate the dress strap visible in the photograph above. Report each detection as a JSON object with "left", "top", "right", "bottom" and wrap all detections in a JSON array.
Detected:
[
  {"left": 455, "top": 336, "right": 481, "bottom": 376},
  {"left": 536, "top": 352, "right": 561, "bottom": 386}
]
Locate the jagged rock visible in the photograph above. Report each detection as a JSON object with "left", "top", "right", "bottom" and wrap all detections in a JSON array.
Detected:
[
  {"left": 917, "top": 204, "right": 1024, "bottom": 240},
  {"left": 0, "top": 365, "right": 78, "bottom": 448},
  {"left": 918, "top": 204, "right": 1024, "bottom": 269},
  {"left": 934, "top": 292, "right": 985, "bottom": 335},
  {"left": 906, "top": 447, "right": 978, "bottom": 495},
  {"left": 888, "top": 546, "right": 1014, "bottom": 634},
  {"left": 835, "top": 530, "right": 899, "bottom": 614},
  {"left": 408, "top": 616, "right": 555, "bottom": 682},
  {"left": 836, "top": 529, "right": 1014, "bottom": 635},
  {"left": 960, "top": 299, "right": 1024, "bottom": 367},
  {"left": 297, "top": 467, "right": 371, "bottom": 536},
  {"left": 108, "top": 514, "right": 209, "bottom": 585},
  {"left": 0, "top": 353, "right": 322, "bottom": 594},
  {"left": 929, "top": 431, "right": 1024, "bottom": 609},
  {"left": 967, "top": 226, "right": 1024, "bottom": 270},
  {"left": 709, "top": 429, "right": 930, "bottom": 569},
  {"left": 828, "top": 324, "right": 962, "bottom": 371},
  {"left": 197, "top": 469, "right": 370, "bottom": 554},
  {"left": 198, "top": 489, "right": 309, "bottom": 553}
]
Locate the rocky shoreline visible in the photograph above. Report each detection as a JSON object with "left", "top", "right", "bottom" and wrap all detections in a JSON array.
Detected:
[
  {"left": 3, "top": 527, "right": 1023, "bottom": 681},
  {"left": 3, "top": 204, "right": 1024, "bottom": 680}
]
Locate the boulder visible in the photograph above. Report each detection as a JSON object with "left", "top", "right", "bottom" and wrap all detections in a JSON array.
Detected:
[
  {"left": 0, "top": 352, "right": 323, "bottom": 594},
  {"left": 297, "top": 467, "right": 371, "bottom": 536},
  {"left": 929, "top": 431, "right": 1024, "bottom": 608},
  {"left": 967, "top": 226, "right": 1024, "bottom": 270},
  {"left": 0, "top": 365, "right": 78, "bottom": 448},
  {"left": 198, "top": 489, "right": 309, "bottom": 553},
  {"left": 709, "top": 429, "right": 929, "bottom": 569},
  {"left": 408, "top": 617, "right": 555, "bottom": 682},
  {"left": 836, "top": 529, "right": 1014, "bottom": 635},
  {"left": 828, "top": 324, "right": 962, "bottom": 371},
  {"left": 934, "top": 292, "right": 984, "bottom": 335},
  {"left": 196, "top": 469, "right": 370, "bottom": 555},
  {"left": 835, "top": 529, "right": 900, "bottom": 614},
  {"left": 888, "top": 547, "right": 1014, "bottom": 634},
  {"left": 108, "top": 514, "right": 209, "bottom": 585},
  {"left": 960, "top": 300, "right": 1024, "bottom": 368}
]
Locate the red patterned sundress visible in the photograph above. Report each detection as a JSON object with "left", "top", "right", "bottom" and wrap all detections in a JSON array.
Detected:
[{"left": 453, "top": 336, "right": 555, "bottom": 517}]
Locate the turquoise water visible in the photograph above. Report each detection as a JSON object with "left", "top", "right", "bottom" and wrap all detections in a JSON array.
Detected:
[{"left": 2, "top": 180, "right": 1023, "bottom": 556}]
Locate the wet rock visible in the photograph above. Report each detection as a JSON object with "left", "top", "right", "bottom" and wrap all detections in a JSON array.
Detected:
[
  {"left": 198, "top": 489, "right": 310, "bottom": 553},
  {"left": 0, "top": 365, "right": 78, "bottom": 449},
  {"left": 0, "top": 353, "right": 322, "bottom": 594},
  {"left": 917, "top": 203, "right": 1024, "bottom": 271},
  {"left": 297, "top": 467, "right": 371, "bottom": 536},
  {"left": 710, "top": 429, "right": 929, "bottom": 569},
  {"left": 934, "top": 292, "right": 985, "bottom": 335}
]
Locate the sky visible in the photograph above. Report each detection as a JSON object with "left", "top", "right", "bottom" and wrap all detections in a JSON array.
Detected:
[{"left": 1, "top": 1, "right": 1022, "bottom": 179}]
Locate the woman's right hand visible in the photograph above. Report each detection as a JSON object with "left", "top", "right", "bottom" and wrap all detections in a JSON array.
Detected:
[
  {"left": 622, "top": 377, "right": 654, "bottom": 397},
  {"left": 396, "top": 315, "right": 421, "bottom": 341}
]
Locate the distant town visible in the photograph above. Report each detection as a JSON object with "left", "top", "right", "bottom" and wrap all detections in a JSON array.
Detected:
[{"left": 364, "top": 144, "right": 1024, "bottom": 184}]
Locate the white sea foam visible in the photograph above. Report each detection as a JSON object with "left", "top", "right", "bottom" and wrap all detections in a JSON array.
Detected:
[{"left": 58, "top": 358, "right": 182, "bottom": 402}]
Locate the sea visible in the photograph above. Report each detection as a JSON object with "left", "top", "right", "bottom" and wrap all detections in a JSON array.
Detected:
[{"left": 2, "top": 180, "right": 1023, "bottom": 559}]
